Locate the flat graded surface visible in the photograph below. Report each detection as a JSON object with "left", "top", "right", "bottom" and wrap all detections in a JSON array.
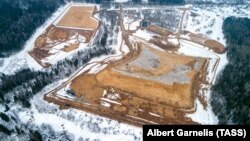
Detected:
[
  {"left": 29, "top": 5, "right": 99, "bottom": 67},
  {"left": 95, "top": 44, "right": 206, "bottom": 109},
  {"left": 68, "top": 43, "right": 207, "bottom": 125},
  {"left": 57, "top": 6, "right": 99, "bottom": 30}
]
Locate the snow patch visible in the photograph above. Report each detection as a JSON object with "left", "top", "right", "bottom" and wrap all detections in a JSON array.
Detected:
[
  {"left": 129, "top": 20, "right": 141, "bottom": 30},
  {"left": 168, "top": 38, "right": 179, "bottom": 46},
  {"left": 187, "top": 99, "right": 218, "bottom": 124},
  {"left": 133, "top": 29, "right": 152, "bottom": 41},
  {"left": 184, "top": 5, "right": 250, "bottom": 46},
  {"left": 179, "top": 39, "right": 228, "bottom": 124},
  {"left": 17, "top": 81, "right": 142, "bottom": 141},
  {"left": 57, "top": 83, "right": 75, "bottom": 99},
  {"left": 114, "top": 0, "right": 129, "bottom": 3},
  {"left": 101, "top": 98, "right": 122, "bottom": 105},
  {"left": 101, "top": 101, "right": 111, "bottom": 108}
]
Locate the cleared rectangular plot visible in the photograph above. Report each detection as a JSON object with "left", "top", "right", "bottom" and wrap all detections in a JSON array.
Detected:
[{"left": 57, "top": 6, "right": 98, "bottom": 30}]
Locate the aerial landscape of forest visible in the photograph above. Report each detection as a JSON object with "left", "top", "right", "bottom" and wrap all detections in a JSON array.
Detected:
[{"left": 0, "top": 0, "right": 249, "bottom": 140}]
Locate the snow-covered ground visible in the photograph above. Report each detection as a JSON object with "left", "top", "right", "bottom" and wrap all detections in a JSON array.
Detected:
[
  {"left": 14, "top": 26, "right": 140, "bottom": 138},
  {"left": 114, "top": 0, "right": 130, "bottom": 3},
  {"left": 17, "top": 80, "right": 142, "bottom": 141},
  {"left": 129, "top": 20, "right": 141, "bottom": 30},
  {"left": 0, "top": 3, "right": 100, "bottom": 75},
  {"left": 133, "top": 29, "right": 153, "bottom": 41},
  {"left": 39, "top": 3, "right": 101, "bottom": 67},
  {"left": 123, "top": 17, "right": 131, "bottom": 30},
  {"left": 0, "top": 3, "right": 138, "bottom": 139},
  {"left": 18, "top": 32, "right": 137, "bottom": 140},
  {"left": 168, "top": 38, "right": 179, "bottom": 46},
  {"left": 182, "top": 4, "right": 249, "bottom": 124},
  {"left": 11, "top": 11, "right": 141, "bottom": 139},
  {"left": 1, "top": 0, "right": 248, "bottom": 75},
  {"left": 185, "top": 0, "right": 249, "bottom": 4},
  {"left": 122, "top": 19, "right": 226, "bottom": 124},
  {"left": 57, "top": 83, "right": 75, "bottom": 99},
  {"left": 2, "top": 3, "right": 250, "bottom": 141},
  {"left": 184, "top": 5, "right": 250, "bottom": 46},
  {"left": 123, "top": 18, "right": 141, "bottom": 31},
  {"left": 114, "top": 0, "right": 149, "bottom": 3},
  {"left": 0, "top": 4, "right": 71, "bottom": 74},
  {"left": 178, "top": 39, "right": 228, "bottom": 124}
]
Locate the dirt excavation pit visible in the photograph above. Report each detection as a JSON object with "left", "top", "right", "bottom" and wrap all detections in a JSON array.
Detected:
[
  {"left": 68, "top": 43, "right": 208, "bottom": 125},
  {"left": 29, "top": 5, "right": 99, "bottom": 67}
]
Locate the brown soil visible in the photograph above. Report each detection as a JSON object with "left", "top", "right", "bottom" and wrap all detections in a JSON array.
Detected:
[
  {"left": 147, "top": 25, "right": 173, "bottom": 36},
  {"left": 95, "top": 69, "right": 193, "bottom": 108},
  {"left": 28, "top": 50, "right": 51, "bottom": 68},
  {"left": 48, "top": 27, "right": 69, "bottom": 41},
  {"left": 204, "top": 39, "right": 226, "bottom": 54},
  {"left": 62, "top": 42, "right": 80, "bottom": 52},
  {"left": 192, "top": 59, "right": 210, "bottom": 109},
  {"left": 29, "top": 6, "right": 100, "bottom": 67},
  {"left": 42, "top": 7, "right": 214, "bottom": 126},
  {"left": 149, "top": 37, "right": 179, "bottom": 51},
  {"left": 30, "top": 25, "right": 96, "bottom": 67},
  {"left": 44, "top": 89, "right": 197, "bottom": 126},
  {"left": 67, "top": 43, "right": 207, "bottom": 125},
  {"left": 115, "top": 44, "right": 198, "bottom": 80},
  {"left": 35, "top": 26, "right": 94, "bottom": 48},
  {"left": 181, "top": 30, "right": 226, "bottom": 54},
  {"left": 57, "top": 6, "right": 99, "bottom": 30},
  {"left": 145, "top": 25, "right": 179, "bottom": 51}
]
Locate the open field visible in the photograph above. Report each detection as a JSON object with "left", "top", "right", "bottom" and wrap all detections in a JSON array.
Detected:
[
  {"left": 57, "top": 6, "right": 99, "bottom": 30},
  {"left": 29, "top": 5, "right": 99, "bottom": 67}
]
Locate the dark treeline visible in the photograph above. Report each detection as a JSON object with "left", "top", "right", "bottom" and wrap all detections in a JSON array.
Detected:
[
  {"left": 0, "top": 0, "right": 65, "bottom": 57},
  {"left": 0, "top": 21, "right": 113, "bottom": 105},
  {"left": 211, "top": 17, "right": 250, "bottom": 124},
  {"left": 0, "top": 46, "right": 113, "bottom": 108},
  {"left": 186, "top": 0, "right": 245, "bottom": 4},
  {"left": 77, "top": 0, "right": 185, "bottom": 4},
  {"left": 120, "top": 0, "right": 184, "bottom": 4},
  {"left": 0, "top": 28, "right": 113, "bottom": 138},
  {"left": 0, "top": 7, "right": 116, "bottom": 138},
  {"left": 0, "top": 0, "right": 185, "bottom": 56}
]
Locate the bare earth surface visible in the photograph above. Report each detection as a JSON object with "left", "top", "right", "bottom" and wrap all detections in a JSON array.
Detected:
[
  {"left": 29, "top": 5, "right": 99, "bottom": 67},
  {"left": 43, "top": 5, "right": 225, "bottom": 126},
  {"left": 57, "top": 6, "right": 99, "bottom": 29}
]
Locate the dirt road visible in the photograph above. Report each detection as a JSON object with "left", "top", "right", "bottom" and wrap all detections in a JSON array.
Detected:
[
  {"left": 43, "top": 6, "right": 221, "bottom": 126},
  {"left": 43, "top": 6, "right": 138, "bottom": 104}
]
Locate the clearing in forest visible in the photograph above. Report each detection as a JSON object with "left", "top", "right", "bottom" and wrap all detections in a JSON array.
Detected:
[
  {"left": 29, "top": 5, "right": 99, "bottom": 67},
  {"left": 56, "top": 6, "right": 99, "bottom": 30}
]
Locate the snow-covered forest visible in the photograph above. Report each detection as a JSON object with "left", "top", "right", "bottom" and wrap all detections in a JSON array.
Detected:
[{"left": 0, "top": 0, "right": 250, "bottom": 140}]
